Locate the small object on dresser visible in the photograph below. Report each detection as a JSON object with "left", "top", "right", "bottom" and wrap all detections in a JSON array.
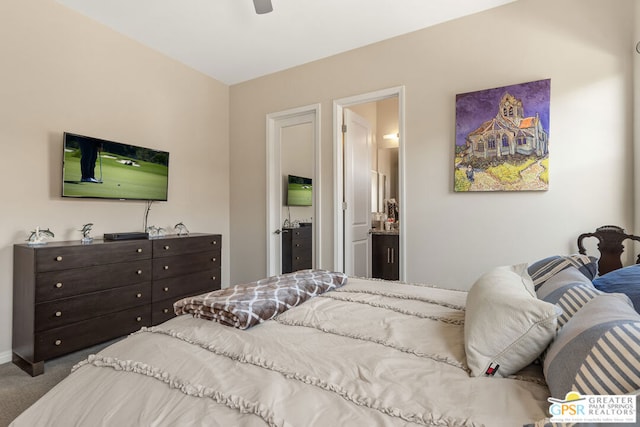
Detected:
[
  {"left": 146, "top": 226, "right": 166, "bottom": 238},
  {"left": 174, "top": 222, "right": 189, "bottom": 236},
  {"left": 27, "top": 226, "right": 54, "bottom": 246},
  {"left": 103, "top": 232, "right": 149, "bottom": 241},
  {"left": 80, "top": 223, "right": 94, "bottom": 244}
]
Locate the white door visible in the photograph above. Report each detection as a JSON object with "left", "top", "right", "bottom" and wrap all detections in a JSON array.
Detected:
[{"left": 343, "top": 109, "right": 372, "bottom": 277}]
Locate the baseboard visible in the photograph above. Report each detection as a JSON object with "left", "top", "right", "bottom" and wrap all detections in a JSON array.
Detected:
[{"left": 0, "top": 349, "right": 12, "bottom": 365}]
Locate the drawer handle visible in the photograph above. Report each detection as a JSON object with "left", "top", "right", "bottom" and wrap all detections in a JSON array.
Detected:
[
  {"left": 295, "top": 244, "right": 301, "bottom": 247},
  {"left": 55, "top": 339, "right": 62, "bottom": 346},
  {"left": 136, "top": 248, "right": 143, "bottom": 253},
  {"left": 163, "top": 265, "right": 169, "bottom": 270},
  {"left": 55, "top": 256, "right": 63, "bottom": 262},
  {"left": 136, "top": 316, "right": 142, "bottom": 322},
  {"left": 163, "top": 308, "right": 169, "bottom": 314},
  {"left": 136, "top": 293, "right": 142, "bottom": 298},
  {"left": 211, "top": 240, "right": 217, "bottom": 245},
  {"left": 136, "top": 270, "right": 143, "bottom": 275},
  {"left": 55, "top": 311, "right": 62, "bottom": 317},
  {"left": 211, "top": 276, "right": 216, "bottom": 281},
  {"left": 55, "top": 282, "right": 63, "bottom": 289},
  {"left": 211, "top": 257, "right": 217, "bottom": 262},
  {"left": 163, "top": 287, "right": 169, "bottom": 292},
  {"left": 295, "top": 256, "right": 300, "bottom": 260},
  {"left": 163, "top": 245, "right": 170, "bottom": 250}
]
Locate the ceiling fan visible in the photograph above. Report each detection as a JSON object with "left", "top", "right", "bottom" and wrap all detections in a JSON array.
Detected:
[{"left": 253, "top": 0, "right": 273, "bottom": 14}]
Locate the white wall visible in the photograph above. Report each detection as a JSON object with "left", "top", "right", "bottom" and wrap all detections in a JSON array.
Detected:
[
  {"left": 229, "top": 0, "right": 636, "bottom": 289},
  {"left": 0, "top": 0, "right": 230, "bottom": 362}
]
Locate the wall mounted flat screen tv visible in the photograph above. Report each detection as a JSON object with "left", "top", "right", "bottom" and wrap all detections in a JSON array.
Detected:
[
  {"left": 287, "top": 175, "right": 312, "bottom": 206},
  {"left": 62, "top": 132, "right": 170, "bottom": 201}
]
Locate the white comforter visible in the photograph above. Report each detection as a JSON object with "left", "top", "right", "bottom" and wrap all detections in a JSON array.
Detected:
[{"left": 11, "top": 278, "right": 551, "bottom": 426}]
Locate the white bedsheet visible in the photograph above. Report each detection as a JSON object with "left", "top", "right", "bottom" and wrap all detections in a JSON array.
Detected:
[{"left": 11, "top": 278, "right": 551, "bottom": 426}]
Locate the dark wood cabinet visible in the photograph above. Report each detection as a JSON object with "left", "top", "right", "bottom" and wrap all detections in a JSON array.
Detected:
[
  {"left": 372, "top": 232, "right": 399, "bottom": 280},
  {"left": 13, "top": 233, "right": 221, "bottom": 376},
  {"left": 282, "top": 226, "right": 312, "bottom": 273}
]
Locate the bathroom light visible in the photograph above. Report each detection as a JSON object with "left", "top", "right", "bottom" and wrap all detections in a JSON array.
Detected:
[{"left": 383, "top": 133, "right": 399, "bottom": 140}]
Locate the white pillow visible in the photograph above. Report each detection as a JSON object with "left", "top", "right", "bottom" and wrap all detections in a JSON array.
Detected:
[{"left": 465, "top": 263, "right": 560, "bottom": 377}]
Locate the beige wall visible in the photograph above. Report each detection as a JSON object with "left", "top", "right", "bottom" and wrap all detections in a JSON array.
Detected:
[
  {"left": 230, "top": 0, "right": 636, "bottom": 287},
  {"left": 635, "top": 2, "right": 640, "bottom": 240},
  {"left": 0, "top": 0, "right": 230, "bottom": 361}
]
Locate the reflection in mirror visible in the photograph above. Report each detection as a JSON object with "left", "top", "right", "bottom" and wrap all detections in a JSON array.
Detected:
[
  {"left": 267, "top": 105, "right": 320, "bottom": 278},
  {"left": 281, "top": 122, "right": 313, "bottom": 228},
  {"left": 280, "top": 122, "right": 314, "bottom": 273}
]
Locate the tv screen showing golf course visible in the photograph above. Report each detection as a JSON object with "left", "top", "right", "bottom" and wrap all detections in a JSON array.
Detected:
[
  {"left": 62, "top": 132, "right": 170, "bottom": 201},
  {"left": 287, "top": 175, "right": 312, "bottom": 206}
]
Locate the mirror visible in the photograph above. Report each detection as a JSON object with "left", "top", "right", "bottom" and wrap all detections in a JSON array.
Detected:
[
  {"left": 266, "top": 105, "right": 320, "bottom": 277},
  {"left": 281, "top": 122, "right": 314, "bottom": 229}
]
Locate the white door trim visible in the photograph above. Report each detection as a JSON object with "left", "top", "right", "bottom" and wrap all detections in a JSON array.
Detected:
[
  {"left": 266, "top": 104, "right": 321, "bottom": 277},
  {"left": 333, "top": 86, "right": 406, "bottom": 280}
]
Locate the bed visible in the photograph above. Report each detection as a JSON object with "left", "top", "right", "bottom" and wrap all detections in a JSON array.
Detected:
[{"left": 10, "top": 259, "right": 640, "bottom": 426}]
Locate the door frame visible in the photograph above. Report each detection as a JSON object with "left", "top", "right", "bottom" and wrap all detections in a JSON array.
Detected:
[
  {"left": 333, "top": 86, "right": 406, "bottom": 280},
  {"left": 266, "top": 103, "right": 321, "bottom": 277}
]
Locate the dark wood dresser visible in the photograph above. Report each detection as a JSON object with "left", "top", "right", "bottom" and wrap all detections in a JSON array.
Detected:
[
  {"left": 372, "top": 231, "right": 399, "bottom": 280},
  {"left": 12, "top": 233, "right": 221, "bottom": 376},
  {"left": 282, "top": 226, "right": 312, "bottom": 273}
]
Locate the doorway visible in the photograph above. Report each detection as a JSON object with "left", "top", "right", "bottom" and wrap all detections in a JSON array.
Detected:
[
  {"left": 333, "top": 86, "right": 405, "bottom": 280},
  {"left": 266, "top": 104, "right": 321, "bottom": 277}
]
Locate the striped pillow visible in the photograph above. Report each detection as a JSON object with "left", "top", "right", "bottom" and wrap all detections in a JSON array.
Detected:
[
  {"left": 528, "top": 254, "right": 598, "bottom": 289},
  {"left": 535, "top": 267, "right": 602, "bottom": 329},
  {"left": 543, "top": 293, "right": 640, "bottom": 397}
]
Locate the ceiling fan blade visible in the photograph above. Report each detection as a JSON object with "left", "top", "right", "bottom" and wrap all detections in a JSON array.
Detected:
[{"left": 253, "top": 0, "right": 273, "bottom": 14}]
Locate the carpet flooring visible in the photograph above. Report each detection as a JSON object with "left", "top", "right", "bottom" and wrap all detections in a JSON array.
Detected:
[{"left": 0, "top": 340, "right": 118, "bottom": 427}]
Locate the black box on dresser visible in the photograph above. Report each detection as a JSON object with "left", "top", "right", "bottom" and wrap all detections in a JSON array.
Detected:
[{"left": 12, "top": 233, "right": 221, "bottom": 376}]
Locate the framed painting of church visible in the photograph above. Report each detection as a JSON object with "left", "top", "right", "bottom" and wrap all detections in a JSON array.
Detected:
[{"left": 454, "top": 79, "right": 550, "bottom": 192}]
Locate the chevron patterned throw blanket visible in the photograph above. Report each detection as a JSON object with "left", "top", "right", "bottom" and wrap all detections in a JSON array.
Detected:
[{"left": 174, "top": 269, "right": 348, "bottom": 329}]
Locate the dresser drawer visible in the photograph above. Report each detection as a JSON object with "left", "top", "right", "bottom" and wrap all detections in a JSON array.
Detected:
[
  {"left": 151, "top": 277, "right": 221, "bottom": 325},
  {"left": 35, "top": 240, "right": 151, "bottom": 272},
  {"left": 153, "top": 235, "right": 221, "bottom": 258},
  {"left": 152, "top": 251, "right": 220, "bottom": 280},
  {"left": 290, "top": 237, "right": 312, "bottom": 253},
  {"left": 289, "top": 227, "right": 311, "bottom": 241},
  {"left": 152, "top": 269, "right": 221, "bottom": 303},
  {"left": 35, "top": 282, "right": 151, "bottom": 331},
  {"left": 35, "top": 305, "right": 151, "bottom": 361},
  {"left": 152, "top": 298, "right": 179, "bottom": 325},
  {"left": 291, "top": 255, "right": 312, "bottom": 272},
  {"left": 36, "top": 260, "right": 151, "bottom": 302}
]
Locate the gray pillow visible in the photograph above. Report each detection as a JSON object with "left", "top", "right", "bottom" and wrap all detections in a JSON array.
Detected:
[
  {"left": 527, "top": 254, "right": 598, "bottom": 289},
  {"left": 535, "top": 266, "right": 602, "bottom": 329},
  {"left": 543, "top": 293, "right": 640, "bottom": 398}
]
